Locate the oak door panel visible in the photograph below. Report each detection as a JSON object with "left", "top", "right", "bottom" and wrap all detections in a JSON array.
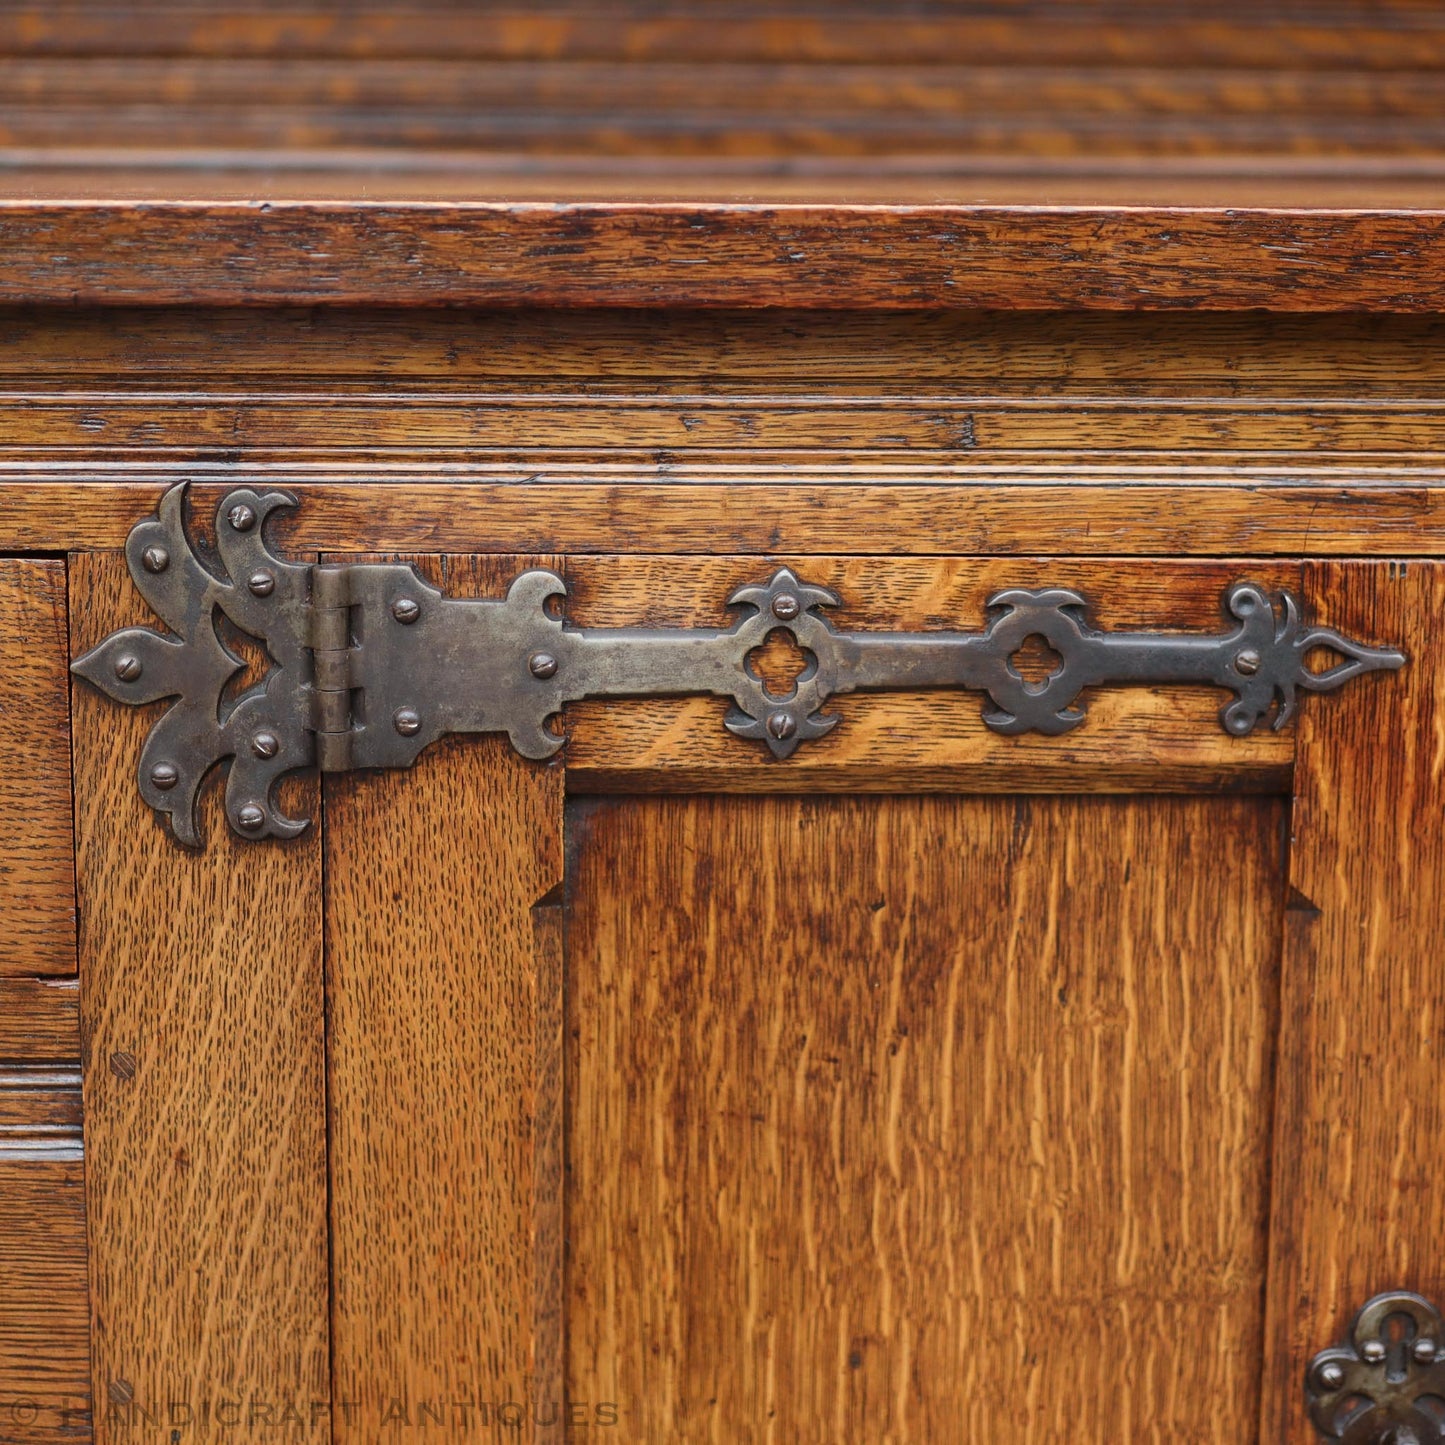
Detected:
[
  {"left": 0, "top": 558, "right": 75, "bottom": 976},
  {"left": 566, "top": 792, "right": 1285, "bottom": 1444}
]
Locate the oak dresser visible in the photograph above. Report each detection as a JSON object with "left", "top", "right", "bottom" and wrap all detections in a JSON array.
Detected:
[{"left": 4, "top": 5, "right": 1445, "bottom": 1443}]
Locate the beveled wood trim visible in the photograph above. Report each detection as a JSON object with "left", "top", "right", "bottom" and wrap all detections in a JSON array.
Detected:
[
  {"left": 6, "top": 479, "right": 1445, "bottom": 558},
  {"left": 2, "top": 204, "right": 1445, "bottom": 311}
]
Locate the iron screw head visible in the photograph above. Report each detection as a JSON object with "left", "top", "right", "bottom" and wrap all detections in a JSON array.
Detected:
[
  {"left": 394, "top": 708, "right": 422, "bottom": 737},
  {"left": 251, "top": 732, "right": 279, "bottom": 760},
  {"left": 114, "top": 653, "right": 142, "bottom": 682},
  {"left": 247, "top": 570, "right": 276, "bottom": 598},
  {"left": 236, "top": 804, "right": 266, "bottom": 832},
  {"left": 227, "top": 503, "right": 257, "bottom": 532},
  {"left": 392, "top": 597, "right": 420, "bottom": 624},
  {"left": 1415, "top": 1338, "right": 1438, "bottom": 1363},
  {"left": 767, "top": 711, "right": 797, "bottom": 740},
  {"left": 771, "top": 593, "right": 801, "bottom": 621},
  {"left": 529, "top": 652, "right": 559, "bottom": 679},
  {"left": 1362, "top": 1340, "right": 1388, "bottom": 1364},
  {"left": 141, "top": 545, "right": 170, "bottom": 573},
  {"left": 1235, "top": 648, "right": 1262, "bottom": 675},
  {"left": 1317, "top": 1361, "right": 1345, "bottom": 1389},
  {"left": 149, "top": 762, "right": 179, "bottom": 791}
]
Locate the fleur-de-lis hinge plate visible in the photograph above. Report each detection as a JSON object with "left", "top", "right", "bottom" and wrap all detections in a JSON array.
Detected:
[
  {"left": 1306, "top": 1291, "right": 1445, "bottom": 1443},
  {"left": 72, "top": 484, "right": 1408, "bottom": 846}
]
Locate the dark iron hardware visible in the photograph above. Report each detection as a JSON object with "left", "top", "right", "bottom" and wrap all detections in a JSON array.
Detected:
[
  {"left": 72, "top": 484, "right": 1407, "bottom": 845},
  {"left": 1306, "top": 1291, "right": 1445, "bottom": 1443}
]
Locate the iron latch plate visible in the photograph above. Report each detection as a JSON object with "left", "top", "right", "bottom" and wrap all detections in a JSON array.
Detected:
[{"left": 71, "top": 484, "right": 1407, "bottom": 845}]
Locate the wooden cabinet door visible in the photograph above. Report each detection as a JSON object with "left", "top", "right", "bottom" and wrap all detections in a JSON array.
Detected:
[{"left": 59, "top": 547, "right": 1442, "bottom": 1445}]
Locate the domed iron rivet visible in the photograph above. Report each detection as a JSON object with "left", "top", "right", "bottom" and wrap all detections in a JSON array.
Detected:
[
  {"left": 114, "top": 653, "right": 142, "bottom": 682},
  {"left": 251, "top": 732, "right": 279, "bottom": 760},
  {"left": 771, "top": 593, "right": 801, "bottom": 621},
  {"left": 1235, "top": 648, "right": 1262, "bottom": 675},
  {"left": 767, "top": 711, "right": 796, "bottom": 740},
  {"left": 236, "top": 804, "right": 266, "bottom": 832},
  {"left": 394, "top": 708, "right": 422, "bottom": 737},
  {"left": 392, "top": 597, "right": 420, "bottom": 624},
  {"left": 1362, "top": 1340, "right": 1387, "bottom": 1364},
  {"left": 529, "top": 652, "right": 559, "bottom": 679},
  {"left": 141, "top": 545, "right": 170, "bottom": 574},
  {"left": 1415, "top": 1338, "right": 1437, "bottom": 1363},
  {"left": 1317, "top": 1361, "right": 1345, "bottom": 1389},
  {"left": 227, "top": 503, "right": 256, "bottom": 532},
  {"left": 247, "top": 571, "right": 275, "bottom": 598},
  {"left": 149, "top": 761, "right": 179, "bottom": 791}
]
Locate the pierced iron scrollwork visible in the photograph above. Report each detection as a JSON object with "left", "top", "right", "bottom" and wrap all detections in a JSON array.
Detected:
[
  {"left": 72, "top": 484, "right": 1407, "bottom": 846},
  {"left": 1306, "top": 1291, "right": 1445, "bottom": 1444}
]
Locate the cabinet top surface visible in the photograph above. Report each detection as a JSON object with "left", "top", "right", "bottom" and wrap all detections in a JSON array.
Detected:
[{"left": 6, "top": 1, "right": 1445, "bottom": 310}]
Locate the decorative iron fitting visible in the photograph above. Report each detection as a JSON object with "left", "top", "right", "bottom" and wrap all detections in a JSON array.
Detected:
[
  {"left": 1306, "top": 1291, "right": 1445, "bottom": 1443},
  {"left": 71, "top": 484, "right": 1408, "bottom": 846}
]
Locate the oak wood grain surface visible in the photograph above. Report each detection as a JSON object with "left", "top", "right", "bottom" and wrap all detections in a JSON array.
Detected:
[
  {"left": 324, "top": 556, "right": 566, "bottom": 1445},
  {"left": 6, "top": 0, "right": 1445, "bottom": 193},
  {"left": 566, "top": 792, "right": 1286, "bottom": 1443},
  {"left": 1261, "top": 560, "right": 1445, "bottom": 1445},
  {"left": 561, "top": 555, "right": 1298, "bottom": 794},
  {"left": 0, "top": 1160, "right": 89, "bottom": 1444},
  {"left": 9, "top": 480, "right": 1445, "bottom": 560},
  {"left": 0, "top": 977, "right": 79, "bottom": 1063},
  {"left": 0, "top": 974, "right": 88, "bottom": 1445},
  {"left": 0, "top": 559, "right": 75, "bottom": 976},
  {"left": 2, "top": 203, "right": 1445, "bottom": 310},
  {"left": 69, "top": 551, "right": 330, "bottom": 1444},
  {"left": 5, "top": 2, "right": 1445, "bottom": 69}
]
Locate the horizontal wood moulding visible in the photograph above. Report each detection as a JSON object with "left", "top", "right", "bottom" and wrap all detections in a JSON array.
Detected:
[
  {"left": 5, "top": 309, "right": 1445, "bottom": 391},
  {"left": 5, "top": 69, "right": 1445, "bottom": 161},
  {"left": 3, "top": 204, "right": 1445, "bottom": 309},
  {"left": 16, "top": 397, "right": 1445, "bottom": 460},
  {"left": 10, "top": 480, "right": 1445, "bottom": 556},
  {"left": 3, "top": 3, "right": 1443, "bottom": 68},
  {"left": 11, "top": 160, "right": 1445, "bottom": 211}
]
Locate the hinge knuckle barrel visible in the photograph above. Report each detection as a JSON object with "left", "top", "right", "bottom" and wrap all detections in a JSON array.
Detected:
[{"left": 309, "top": 563, "right": 354, "bottom": 772}]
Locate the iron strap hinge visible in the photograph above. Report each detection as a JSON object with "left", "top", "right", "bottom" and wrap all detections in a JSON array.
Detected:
[{"left": 71, "top": 484, "right": 1408, "bottom": 848}]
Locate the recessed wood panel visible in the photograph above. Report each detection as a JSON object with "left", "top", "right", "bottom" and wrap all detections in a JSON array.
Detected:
[
  {"left": 565, "top": 792, "right": 1285, "bottom": 1442},
  {"left": 0, "top": 558, "right": 75, "bottom": 977}
]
